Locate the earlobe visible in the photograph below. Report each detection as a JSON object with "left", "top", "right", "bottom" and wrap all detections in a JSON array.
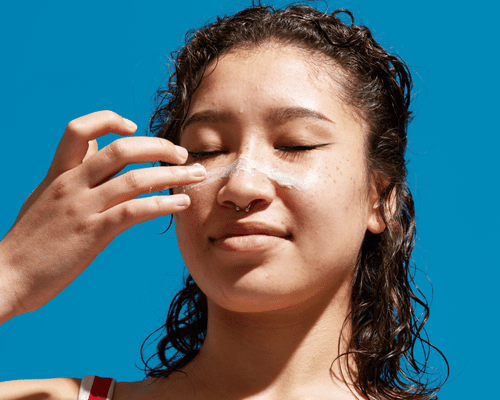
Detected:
[
  {"left": 367, "top": 201, "right": 386, "bottom": 234},
  {"left": 366, "top": 178, "right": 388, "bottom": 235}
]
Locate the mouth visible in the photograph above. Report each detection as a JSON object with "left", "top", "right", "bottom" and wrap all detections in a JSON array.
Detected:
[
  {"left": 210, "top": 222, "right": 292, "bottom": 241},
  {"left": 210, "top": 222, "right": 292, "bottom": 251}
]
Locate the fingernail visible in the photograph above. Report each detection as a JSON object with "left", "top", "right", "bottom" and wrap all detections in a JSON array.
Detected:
[
  {"left": 123, "top": 118, "right": 137, "bottom": 130},
  {"left": 189, "top": 163, "right": 206, "bottom": 177},
  {"left": 175, "top": 145, "right": 188, "bottom": 159},
  {"left": 173, "top": 194, "right": 190, "bottom": 207}
]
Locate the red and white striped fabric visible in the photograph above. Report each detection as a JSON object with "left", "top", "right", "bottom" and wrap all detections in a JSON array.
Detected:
[{"left": 78, "top": 375, "right": 116, "bottom": 400}]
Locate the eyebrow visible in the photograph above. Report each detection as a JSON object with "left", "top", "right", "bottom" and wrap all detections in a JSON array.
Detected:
[
  {"left": 182, "top": 106, "right": 334, "bottom": 131},
  {"left": 269, "top": 106, "right": 334, "bottom": 125},
  {"left": 182, "top": 110, "right": 232, "bottom": 131}
]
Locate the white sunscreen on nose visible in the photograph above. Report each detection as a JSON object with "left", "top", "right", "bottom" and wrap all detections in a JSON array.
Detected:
[{"left": 182, "top": 154, "right": 317, "bottom": 191}]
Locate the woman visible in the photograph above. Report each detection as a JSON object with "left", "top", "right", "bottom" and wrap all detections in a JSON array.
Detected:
[{"left": 0, "top": 3, "right": 445, "bottom": 399}]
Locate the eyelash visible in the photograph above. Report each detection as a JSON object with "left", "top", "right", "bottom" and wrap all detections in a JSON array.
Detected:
[
  {"left": 276, "top": 144, "right": 329, "bottom": 160},
  {"left": 188, "top": 144, "right": 329, "bottom": 159},
  {"left": 188, "top": 151, "right": 226, "bottom": 159},
  {"left": 276, "top": 144, "right": 327, "bottom": 152}
]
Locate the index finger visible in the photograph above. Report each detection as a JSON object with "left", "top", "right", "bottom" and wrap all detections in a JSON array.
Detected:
[
  {"left": 82, "top": 136, "right": 190, "bottom": 187},
  {"left": 49, "top": 111, "right": 138, "bottom": 175}
]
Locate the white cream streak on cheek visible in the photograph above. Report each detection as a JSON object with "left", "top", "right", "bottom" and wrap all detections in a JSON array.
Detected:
[{"left": 182, "top": 154, "right": 318, "bottom": 192}]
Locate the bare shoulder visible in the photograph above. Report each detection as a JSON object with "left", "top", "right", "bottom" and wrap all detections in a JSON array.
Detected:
[
  {"left": 114, "top": 373, "right": 194, "bottom": 400},
  {"left": 114, "top": 379, "right": 162, "bottom": 400},
  {"left": 0, "top": 378, "right": 81, "bottom": 400}
]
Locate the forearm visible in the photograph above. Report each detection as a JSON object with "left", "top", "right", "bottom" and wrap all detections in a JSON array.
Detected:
[
  {"left": 0, "top": 378, "right": 81, "bottom": 400},
  {"left": 0, "top": 244, "right": 22, "bottom": 324}
]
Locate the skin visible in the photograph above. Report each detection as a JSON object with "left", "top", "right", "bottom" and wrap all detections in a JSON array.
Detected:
[
  {"left": 0, "top": 45, "right": 385, "bottom": 399},
  {"left": 163, "top": 45, "right": 384, "bottom": 399},
  {"left": 0, "top": 111, "right": 206, "bottom": 323},
  {"left": 175, "top": 45, "right": 384, "bottom": 314}
]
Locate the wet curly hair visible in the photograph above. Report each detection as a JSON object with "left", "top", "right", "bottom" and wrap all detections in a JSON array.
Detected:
[{"left": 141, "top": 2, "right": 448, "bottom": 399}]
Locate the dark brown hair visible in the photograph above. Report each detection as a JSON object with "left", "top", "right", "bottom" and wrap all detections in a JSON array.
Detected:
[{"left": 142, "top": 2, "right": 447, "bottom": 399}]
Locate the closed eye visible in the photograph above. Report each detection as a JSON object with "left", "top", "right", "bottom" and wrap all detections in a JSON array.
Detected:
[
  {"left": 276, "top": 144, "right": 330, "bottom": 152},
  {"left": 275, "top": 143, "right": 330, "bottom": 161},
  {"left": 188, "top": 150, "right": 226, "bottom": 159},
  {"left": 189, "top": 144, "right": 330, "bottom": 160}
]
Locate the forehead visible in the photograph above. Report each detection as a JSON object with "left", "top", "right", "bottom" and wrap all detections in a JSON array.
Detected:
[
  {"left": 182, "top": 44, "right": 367, "bottom": 146},
  {"left": 188, "top": 44, "right": 347, "bottom": 115},
  {"left": 218, "top": 44, "right": 334, "bottom": 83}
]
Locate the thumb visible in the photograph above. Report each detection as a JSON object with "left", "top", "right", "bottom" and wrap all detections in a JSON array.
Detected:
[
  {"left": 82, "top": 139, "right": 99, "bottom": 162},
  {"left": 49, "top": 111, "right": 137, "bottom": 176}
]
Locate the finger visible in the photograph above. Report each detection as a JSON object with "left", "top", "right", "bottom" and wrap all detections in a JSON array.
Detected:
[
  {"left": 100, "top": 194, "right": 191, "bottom": 234},
  {"left": 93, "top": 164, "right": 206, "bottom": 210},
  {"left": 50, "top": 111, "right": 137, "bottom": 174},
  {"left": 82, "top": 139, "right": 99, "bottom": 162},
  {"left": 82, "top": 137, "right": 189, "bottom": 187}
]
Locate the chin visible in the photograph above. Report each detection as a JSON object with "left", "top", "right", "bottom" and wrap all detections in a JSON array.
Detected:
[
  {"left": 199, "top": 272, "right": 346, "bottom": 315},
  {"left": 210, "top": 295, "right": 301, "bottom": 314}
]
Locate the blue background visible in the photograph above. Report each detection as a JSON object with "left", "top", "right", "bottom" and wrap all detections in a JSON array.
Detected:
[{"left": 1, "top": 1, "right": 498, "bottom": 398}]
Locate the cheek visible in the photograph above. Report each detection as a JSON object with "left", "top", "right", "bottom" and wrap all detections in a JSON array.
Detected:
[
  {"left": 175, "top": 187, "right": 212, "bottom": 234},
  {"left": 299, "top": 160, "right": 369, "bottom": 247},
  {"left": 174, "top": 177, "right": 226, "bottom": 265},
  {"left": 174, "top": 205, "right": 207, "bottom": 277}
]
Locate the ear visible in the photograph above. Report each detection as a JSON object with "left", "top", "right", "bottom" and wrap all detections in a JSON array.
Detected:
[{"left": 366, "top": 176, "right": 388, "bottom": 234}]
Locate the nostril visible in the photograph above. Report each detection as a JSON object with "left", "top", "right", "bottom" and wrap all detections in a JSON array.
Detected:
[
  {"left": 227, "top": 199, "right": 266, "bottom": 213},
  {"left": 216, "top": 155, "right": 276, "bottom": 211}
]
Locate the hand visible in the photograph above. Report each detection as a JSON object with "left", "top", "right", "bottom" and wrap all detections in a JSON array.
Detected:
[{"left": 0, "top": 111, "right": 205, "bottom": 323}]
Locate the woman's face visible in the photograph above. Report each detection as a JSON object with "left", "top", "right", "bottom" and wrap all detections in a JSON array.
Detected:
[{"left": 175, "top": 45, "right": 384, "bottom": 312}]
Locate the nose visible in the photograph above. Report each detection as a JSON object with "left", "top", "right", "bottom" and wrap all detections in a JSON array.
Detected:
[{"left": 216, "top": 155, "right": 275, "bottom": 212}]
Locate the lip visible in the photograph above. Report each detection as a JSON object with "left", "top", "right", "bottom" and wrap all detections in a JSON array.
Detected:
[
  {"left": 210, "top": 222, "right": 292, "bottom": 252},
  {"left": 211, "top": 222, "right": 291, "bottom": 241}
]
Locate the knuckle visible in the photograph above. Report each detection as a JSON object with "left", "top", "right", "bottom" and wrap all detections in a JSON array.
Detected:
[
  {"left": 100, "top": 110, "right": 118, "bottom": 119},
  {"left": 174, "top": 168, "right": 189, "bottom": 182},
  {"left": 98, "top": 212, "right": 118, "bottom": 233},
  {"left": 166, "top": 164, "right": 185, "bottom": 177},
  {"left": 160, "top": 167, "right": 176, "bottom": 180},
  {"left": 119, "top": 202, "right": 137, "bottom": 221},
  {"left": 49, "top": 175, "right": 71, "bottom": 200},
  {"left": 182, "top": 166, "right": 193, "bottom": 176},
  {"left": 153, "top": 196, "right": 165, "bottom": 212},
  {"left": 107, "top": 139, "right": 130, "bottom": 160},
  {"left": 101, "top": 110, "right": 122, "bottom": 126},
  {"left": 123, "top": 170, "right": 142, "bottom": 190},
  {"left": 72, "top": 218, "right": 93, "bottom": 235},
  {"left": 157, "top": 137, "right": 173, "bottom": 152},
  {"left": 65, "top": 119, "right": 84, "bottom": 137},
  {"left": 100, "top": 202, "right": 136, "bottom": 232},
  {"left": 64, "top": 202, "right": 79, "bottom": 219}
]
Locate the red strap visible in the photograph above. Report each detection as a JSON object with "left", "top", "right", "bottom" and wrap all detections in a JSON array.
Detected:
[{"left": 89, "top": 376, "right": 114, "bottom": 400}]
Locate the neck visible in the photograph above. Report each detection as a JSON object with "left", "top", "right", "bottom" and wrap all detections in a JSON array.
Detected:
[{"left": 183, "top": 282, "right": 362, "bottom": 399}]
